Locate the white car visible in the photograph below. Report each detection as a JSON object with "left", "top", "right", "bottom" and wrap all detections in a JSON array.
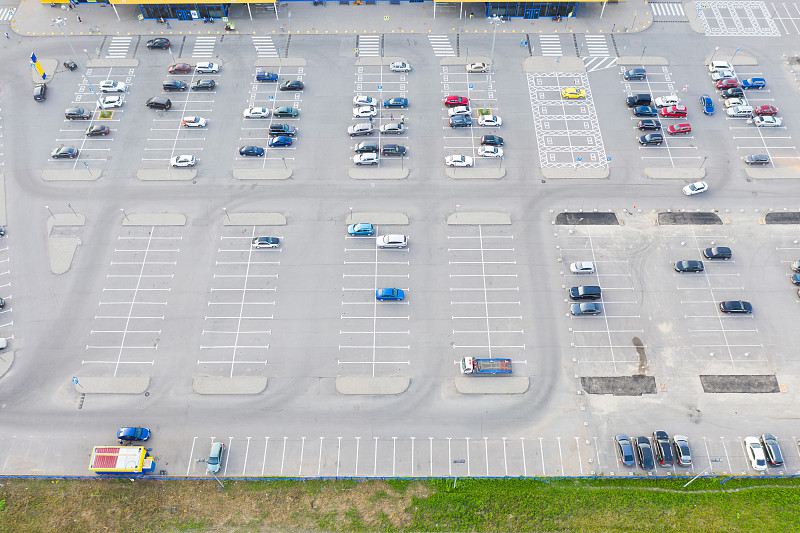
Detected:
[
  {"left": 389, "top": 61, "right": 411, "bottom": 72},
  {"left": 445, "top": 154, "right": 474, "bottom": 167},
  {"left": 448, "top": 106, "right": 471, "bottom": 116},
  {"left": 99, "top": 96, "right": 123, "bottom": 108},
  {"left": 170, "top": 155, "right": 195, "bottom": 167},
  {"left": 353, "top": 95, "right": 379, "bottom": 107},
  {"left": 711, "top": 70, "right": 735, "bottom": 81},
  {"left": 478, "top": 146, "right": 503, "bottom": 158},
  {"left": 478, "top": 115, "right": 502, "bottom": 127},
  {"left": 348, "top": 122, "right": 374, "bottom": 136},
  {"left": 682, "top": 181, "right": 708, "bottom": 196},
  {"left": 723, "top": 97, "right": 746, "bottom": 108},
  {"left": 353, "top": 105, "right": 378, "bottom": 118},
  {"left": 754, "top": 116, "right": 782, "bottom": 127},
  {"left": 570, "top": 261, "right": 595, "bottom": 274},
  {"left": 353, "top": 153, "right": 379, "bottom": 165},
  {"left": 182, "top": 116, "right": 207, "bottom": 128},
  {"left": 654, "top": 95, "right": 679, "bottom": 108},
  {"left": 99, "top": 80, "right": 126, "bottom": 93},
  {"left": 243, "top": 107, "right": 270, "bottom": 119},
  {"left": 467, "top": 62, "right": 489, "bottom": 73},
  {"left": 376, "top": 234, "right": 408, "bottom": 248},
  {"left": 745, "top": 436, "right": 767, "bottom": 471},
  {"left": 708, "top": 60, "right": 733, "bottom": 73},
  {"left": 195, "top": 62, "right": 221, "bottom": 74}
]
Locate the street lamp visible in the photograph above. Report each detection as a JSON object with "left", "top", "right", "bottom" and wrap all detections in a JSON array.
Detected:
[
  {"left": 484, "top": 15, "right": 504, "bottom": 110},
  {"left": 50, "top": 17, "right": 103, "bottom": 109}
]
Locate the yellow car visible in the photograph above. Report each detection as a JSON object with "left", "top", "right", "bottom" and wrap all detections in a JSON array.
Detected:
[{"left": 561, "top": 88, "right": 586, "bottom": 99}]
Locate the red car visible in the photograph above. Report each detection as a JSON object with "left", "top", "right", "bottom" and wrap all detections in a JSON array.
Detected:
[
  {"left": 667, "top": 123, "right": 692, "bottom": 135},
  {"left": 444, "top": 95, "right": 469, "bottom": 107},
  {"left": 716, "top": 78, "right": 739, "bottom": 89},
  {"left": 660, "top": 105, "right": 687, "bottom": 118},
  {"left": 754, "top": 105, "right": 778, "bottom": 116},
  {"left": 168, "top": 63, "right": 192, "bottom": 74}
]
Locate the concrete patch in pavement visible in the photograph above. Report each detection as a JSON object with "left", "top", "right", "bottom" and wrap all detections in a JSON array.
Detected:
[
  {"left": 764, "top": 212, "right": 800, "bottom": 224},
  {"left": 446, "top": 212, "right": 511, "bottom": 225},
  {"left": 222, "top": 213, "right": 287, "bottom": 226},
  {"left": 657, "top": 212, "right": 723, "bottom": 225},
  {"left": 42, "top": 170, "right": 101, "bottom": 181},
  {"left": 645, "top": 167, "right": 706, "bottom": 180},
  {"left": 73, "top": 376, "right": 150, "bottom": 394},
  {"left": 47, "top": 214, "right": 85, "bottom": 275},
  {"left": 122, "top": 213, "right": 186, "bottom": 226},
  {"left": 542, "top": 167, "right": 608, "bottom": 179},
  {"left": 233, "top": 169, "right": 292, "bottom": 180},
  {"left": 445, "top": 168, "right": 505, "bottom": 179},
  {"left": 137, "top": 168, "right": 196, "bottom": 181},
  {"left": 193, "top": 376, "right": 268, "bottom": 395},
  {"left": 345, "top": 212, "right": 409, "bottom": 226},
  {"left": 349, "top": 168, "right": 409, "bottom": 180},
  {"left": 336, "top": 376, "right": 410, "bottom": 395},
  {"left": 581, "top": 376, "right": 657, "bottom": 396},
  {"left": 454, "top": 377, "right": 529, "bottom": 394},
  {"left": 700, "top": 374, "right": 779, "bottom": 393}
]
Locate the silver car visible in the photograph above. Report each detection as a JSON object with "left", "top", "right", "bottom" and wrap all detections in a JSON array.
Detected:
[
  {"left": 207, "top": 442, "right": 225, "bottom": 474},
  {"left": 376, "top": 234, "right": 408, "bottom": 248}
]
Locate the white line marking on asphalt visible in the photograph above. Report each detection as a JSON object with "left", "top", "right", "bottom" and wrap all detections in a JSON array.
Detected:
[
  {"left": 243, "top": 437, "right": 251, "bottom": 476},
  {"left": 539, "top": 437, "right": 546, "bottom": 475},
  {"left": 298, "top": 436, "right": 306, "bottom": 476},
  {"left": 503, "top": 437, "right": 508, "bottom": 476},
  {"left": 317, "top": 437, "right": 324, "bottom": 476},
  {"left": 374, "top": 437, "right": 379, "bottom": 476},
  {"left": 557, "top": 437, "right": 564, "bottom": 474},
  {"left": 484, "top": 436, "right": 489, "bottom": 476},
  {"left": 575, "top": 436, "right": 583, "bottom": 475},
  {"left": 187, "top": 436, "right": 197, "bottom": 476},
  {"left": 262, "top": 437, "right": 269, "bottom": 476},
  {"left": 410, "top": 437, "right": 415, "bottom": 477},
  {"left": 280, "top": 437, "right": 287, "bottom": 475},
  {"left": 355, "top": 437, "right": 360, "bottom": 476}
]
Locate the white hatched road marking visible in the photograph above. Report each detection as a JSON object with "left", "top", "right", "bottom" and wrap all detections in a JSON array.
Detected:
[
  {"left": 192, "top": 35, "right": 217, "bottom": 58},
  {"left": 771, "top": 2, "right": 800, "bottom": 34},
  {"left": 0, "top": 7, "right": 15, "bottom": 21},
  {"left": 428, "top": 34, "right": 455, "bottom": 56},
  {"left": 697, "top": 0, "right": 780, "bottom": 36},
  {"left": 538, "top": 35, "right": 562, "bottom": 56},
  {"left": 584, "top": 57, "right": 618, "bottom": 72},
  {"left": 651, "top": 2, "right": 687, "bottom": 19},
  {"left": 357, "top": 34, "right": 380, "bottom": 57},
  {"left": 583, "top": 35, "right": 610, "bottom": 57},
  {"left": 105, "top": 36, "right": 132, "bottom": 59},
  {"left": 252, "top": 36, "right": 278, "bottom": 57}
]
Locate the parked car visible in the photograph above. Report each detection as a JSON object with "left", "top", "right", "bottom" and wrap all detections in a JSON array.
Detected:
[
  {"left": 146, "top": 38, "right": 170, "bottom": 49},
  {"left": 708, "top": 60, "right": 733, "bottom": 72},
  {"left": 633, "top": 106, "right": 658, "bottom": 117},
  {"left": 637, "top": 119, "right": 661, "bottom": 131},
  {"left": 390, "top": 61, "right": 412, "bottom": 72},
  {"left": 353, "top": 95, "right": 379, "bottom": 107},
  {"left": 353, "top": 153, "right": 379, "bottom": 165},
  {"left": 251, "top": 236, "right": 280, "bottom": 248},
  {"left": 716, "top": 78, "right": 739, "bottom": 89},
  {"left": 182, "top": 116, "right": 207, "bottom": 128},
  {"left": 256, "top": 72, "right": 278, "bottom": 82},
  {"left": 721, "top": 87, "right": 744, "bottom": 98},
  {"left": 753, "top": 105, "right": 778, "bottom": 116},
  {"left": 273, "top": 106, "right": 299, "bottom": 118},
  {"left": 623, "top": 68, "right": 646, "bottom": 80},
  {"left": 570, "top": 302, "right": 602, "bottom": 315},
  {"left": 117, "top": 427, "right": 151, "bottom": 442},
  {"left": 615, "top": 434, "right": 635, "bottom": 466},
  {"left": 449, "top": 115, "right": 471, "bottom": 128},
  {"left": 682, "top": 181, "right": 708, "bottom": 195},
  {"left": 754, "top": 116, "right": 782, "bottom": 127},
  {"left": 478, "top": 146, "right": 503, "bottom": 158},
  {"left": 719, "top": 300, "right": 752, "bottom": 313},
  {"left": 652, "top": 431, "right": 674, "bottom": 467},
  {"left": 268, "top": 136, "right": 292, "bottom": 147},
  {"left": 745, "top": 436, "right": 767, "bottom": 471},
  {"left": 145, "top": 97, "right": 171, "bottom": 110},
  {"left": 561, "top": 88, "right": 585, "bottom": 99},
  {"left": 760, "top": 434, "right": 783, "bottom": 466},
  {"left": 711, "top": 69, "right": 735, "bottom": 81},
  {"left": 353, "top": 105, "right": 377, "bottom": 118},
  {"left": 724, "top": 97, "right": 746, "bottom": 108},
  {"left": 192, "top": 79, "right": 216, "bottom": 91},
  {"left": 348, "top": 122, "right": 374, "bottom": 136},
  {"left": 376, "top": 288, "right": 404, "bottom": 301},
  {"left": 239, "top": 145, "right": 265, "bottom": 157},
  {"left": 478, "top": 115, "right": 502, "bottom": 127},
  {"left": 85, "top": 125, "right": 110, "bottom": 136},
  {"left": 163, "top": 80, "right": 187, "bottom": 92},
  {"left": 51, "top": 147, "right": 79, "bottom": 159},
  {"left": 568, "top": 286, "right": 601, "bottom": 300},
  {"left": 100, "top": 96, "right": 123, "bottom": 109},
  {"left": 170, "top": 154, "right": 195, "bottom": 167},
  {"left": 376, "top": 235, "right": 408, "bottom": 248},
  {"left": 354, "top": 141, "right": 379, "bottom": 153},
  {"left": 635, "top": 436, "right": 654, "bottom": 469},
  {"left": 380, "top": 123, "right": 405, "bottom": 134},
  {"left": 195, "top": 62, "right": 221, "bottom": 73},
  {"left": 448, "top": 105, "right": 471, "bottom": 116},
  {"left": 168, "top": 63, "right": 192, "bottom": 74},
  {"left": 65, "top": 107, "right": 91, "bottom": 120},
  {"left": 383, "top": 97, "right": 408, "bottom": 108},
  {"left": 99, "top": 80, "right": 126, "bottom": 92},
  {"left": 444, "top": 95, "right": 469, "bottom": 107},
  {"left": 243, "top": 107, "right": 270, "bottom": 119},
  {"left": 481, "top": 135, "right": 504, "bottom": 146},
  {"left": 570, "top": 261, "right": 595, "bottom": 274},
  {"left": 33, "top": 83, "right": 47, "bottom": 102},
  {"left": 660, "top": 105, "right": 688, "bottom": 118},
  {"left": 741, "top": 77, "right": 766, "bottom": 89},
  {"left": 744, "top": 154, "right": 770, "bottom": 165},
  {"left": 347, "top": 223, "right": 375, "bottom": 236},
  {"left": 269, "top": 124, "right": 296, "bottom": 136},
  {"left": 626, "top": 93, "right": 652, "bottom": 107},
  {"left": 207, "top": 442, "right": 225, "bottom": 473},
  {"left": 654, "top": 94, "right": 679, "bottom": 108},
  {"left": 279, "top": 80, "right": 304, "bottom": 91},
  {"left": 667, "top": 123, "right": 691, "bottom": 135},
  {"left": 699, "top": 94, "right": 714, "bottom": 115},
  {"left": 703, "top": 246, "right": 731, "bottom": 259},
  {"left": 672, "top": 435, "right": 692, "bottom": 466},
  {"left": 466, "top": 62, "right": 489, "bottom": 73},
  {"left": 638, "top": 133, "right": 664, "bottom": 145},
  {"left": 381, "top": 144, "right": 406, "bottom": 156},
  {"left": 445, "top": 155, "right": 473, "bottom": 167},
  {"left": 674, "top": 260, "right": 704, "bottom": 272}
]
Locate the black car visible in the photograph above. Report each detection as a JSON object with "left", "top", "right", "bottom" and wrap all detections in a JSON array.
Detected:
[
  {"left": 192, "top": 79, "right": 216, "bottom": 91},
  {"left": 626, "top": 93, "right": 652, "bottom": 107},
  {"left": 722, "top": 87, "right": 744, "bottom": 99},
  {"left": 65, "top": 107, "right": 91, "bottom": 120},
  {"left": 51, "top": 147, "right": 79, "bottom": 159},
  {"left": 638, "top": 133, "right": 663, "bottom": 145},
  {"left": 615, "top": 434, "right": 635, "bottom": 467},
  {"left": 280, "top": 80, "right": 304, "bottom": 91},
  {"left": 269, "top": 124, "right": 297, "bottom": 137},
  {"left": 64, "top": 60, "right": 78, "bottom": 71},
  {"left": 568, "top": 286, "right": 601, "bottom": 300},
  {"left": 239, "top": 145, "right": 265, "bottom": 157},
  {"left": 652, "top": 431, "right": 674, "bottom": 467},
  {"left": 34, "top": 83, "right": 47, "bottom": 102},
  {"left": 381, "top": 144, "right": 407, "bottom": 156},
  {"left": 624, "top": 68, "right": 647, "bottom": 80},
  {"left": 146, "top": 38, "right": 170, "bottom": 49},
  {"left": 145, "top": 97, "right": 171, "bottom": 110},
  {"left": 163, "top": 80, "right": 187, "bottom": 92},
  {"left": 354, "top": 141, "right": 379, "bottom": 153},
  {"left": 481, "top": 135, "right": 504, "bottom": 146},
  {"left": 760, "top": 434, "right": 783, "bottom": 466},
  {"left": 674, "top": 260, "right": 704, "bottom": 273},
  {"left": 633, "top": 106, "right": 658, "bottom": 117},
  {"left": 85, "top": 125, "right": 110, "bottom": 136},
  {"left": 637, "top": 119, "right": 661, "bottom": 131},
  {"left": 634, "top": 436, "right": 654, "bottom": 469},
  {"left": 719, "top": 300, "right": 752, "bottom": 314},
  {"left": 703, "top": 246, "right": 731, "bottom": 260},
  {"left": 744, "top": 154, "right": 770, "bottom": 165}
]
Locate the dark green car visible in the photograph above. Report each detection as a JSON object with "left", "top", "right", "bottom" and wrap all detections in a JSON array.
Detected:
[{"left": 273, "top": 106, "right": 298, "bottom": 118}]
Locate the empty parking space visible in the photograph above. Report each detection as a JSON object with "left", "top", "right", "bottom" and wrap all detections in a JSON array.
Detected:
[
  {"left": 197, "top": 227, "right": 278, "bottom": 377},
  {"left": 82, "top": 227, "right": 181, "bottom": 376},
  {"left": 528, "top": 72, "right": 607, "bottom": 168},
  {"left": 447, "top": 225, "right": 526, "bottom": 370},
  {"left": 339, "top": 230, "right": 410, "bottom": 376}
]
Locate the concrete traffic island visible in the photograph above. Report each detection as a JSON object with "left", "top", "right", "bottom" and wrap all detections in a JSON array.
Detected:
[
  {"left": 356, "top": 56, "right": 411, "bottom": 67},
  {"left": 85, "top": 59, "right": 139, "bottom": 69},
  {"left": 42, "top": 169, "right": 101, "bottom": 181},
  {"left": 525, "top": 56, "right": 585, "bottom": 74},
  {"left": 254, "top": 58, "right": 308, "bottom": 69},
  {"left": 454, "top": 377, "right": 530, "bottom": 394},
  {"left": 446, "top": 167, "right": 505, "bottom": 180},
  {"left": 746, "top": 167, "right": 800, "bottom": 179},
  {"left": 645, "top": 167, "right": 707, "bottom": 180},
  {"left": 446, "top": 212, "right": 511, "bottom": 225},
  {"left": 349, "top": 168, "right": 409, "bottom": 180},
  {"left": 47, "top": 213, "right": 85, "bottom": 275},
  {"left": 542, "top": 167, "right": 609, "bottom": 179},
  {"left": 73, "top": 376, "right": 150, "bottom": 394},
  {"left": 617, "top": 56, "right": 669, "bottom": 67},
  {"left": 137, "top": 168, "right": 197, "bottom": 181},
  {"left": 345, "top": 212, "right": 409, "bottom": 226},
  {"left": 233, "top": 168, "right": 293, "bottom": 180},
  {"left": 222, "top": 213, "right": 287, "bottom": 226},
  {"left": 122, "top": 213, "right": 186, "bottom": 226},
  {"left": 193, "top": 376, "right": 268, "bottom": 395},
  {"left": 336, "top": 376, "right": 410, "bottom": 395},
  {"left": 0, "top": 351, "right": 14, "bottom": 380},
  {"left": 441, "top": 56, "right": 490, "bottom": 67},
  {"left": 31, "top": 58, "right": 58, "bottom": 83}
]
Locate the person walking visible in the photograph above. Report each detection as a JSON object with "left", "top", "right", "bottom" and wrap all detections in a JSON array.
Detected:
[
  {"left": 166, "top": 20, "right": 171, "bottom": 29},
  {"left": 4, "top": 32, "right": 8, "bottom": 39},
  {"left": 400, "top": 114, "right": 405, "bottom": 124},
  {"left": 390, "top": 113, "right": 393, "bottom": 120},
  {"left": 77, "top": 15, "right": 82, "bottom": 23}
]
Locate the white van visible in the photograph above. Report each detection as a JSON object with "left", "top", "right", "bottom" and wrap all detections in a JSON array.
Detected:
[
  {"left": 726, "top": 105, "right": 754, "bottom": 117},
  {"left": 708, "top": 60, "right": 733, "bottom": 73}
]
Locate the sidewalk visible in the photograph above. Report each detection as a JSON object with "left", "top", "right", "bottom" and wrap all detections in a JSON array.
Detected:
[{"left": 11, "top": 0, "right": 652, "bottom": 37}]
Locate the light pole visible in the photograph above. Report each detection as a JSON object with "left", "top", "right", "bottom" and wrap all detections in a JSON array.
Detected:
[
  {"left": 699, "top": 155, "right": 708, "bottom": 170},
  {"left": 710, "top": 46, "right": 719, "bottom": 62},
  {"left": 484, "top": 15, "right": 504, "bottom": 111},
  {"left": 51, "top": 17, "right": 103, "bottom": 109},
  {"left": 731, "top": 47, "right": 740, "bottom": 62}
]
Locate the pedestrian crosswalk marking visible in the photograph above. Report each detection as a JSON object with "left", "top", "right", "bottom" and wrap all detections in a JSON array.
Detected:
[
  {"left": 105, "top": 36, "right": 132, "bottom": 59},
  {"left": 583, "top": 35, "right": 610, "bottom": 57},
  {"left": 0, "top": 7, "right": 15, "bottom": 22},
  {"left": 252, "top": 36, "right": 278, "bottom": 58},
  {"left": 357, "top": 35, "right": 380, "bottom": 57},
  {"left": 192, "top": 35, "right": 216, "bottom": 58},
  {"left": 428, "top": 34, "right": 455, "bottom": 57},
  {"left": 539, "top": 35, "right": 562, "bottom": 57}
]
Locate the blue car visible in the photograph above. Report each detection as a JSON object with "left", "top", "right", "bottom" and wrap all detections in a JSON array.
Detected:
[
  {"left": 699, "top": 94, "right": 714, "bottom": 115},
  {"left": 348, "top": 222, "right": 375, "bottom": 236},
  {"left": 383, "top": 97, "right": 408, "bottom": 108},
  {"left": 117, "top": 427, "right": 151, "bottom": 442},
  {"left": 449, "top": 115, "right": 472, "bottom": 128},
  {"left": 268, "top": 136, "right": 292, "bottom": 147},
  {"left": 741, "top": 77, "right": 766, "bottom": 89},
  {"left": 239, "top": 145, "right": 265, "bottom": 157},
  {"left": 633, "top": 106, "right": 658, "bottom": 117},
  {"left": 376, "top": 288, "right": 404, "bottom": 301},
  {"left": 256, "top": 72, "right": 278, "bottom": 82}
]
